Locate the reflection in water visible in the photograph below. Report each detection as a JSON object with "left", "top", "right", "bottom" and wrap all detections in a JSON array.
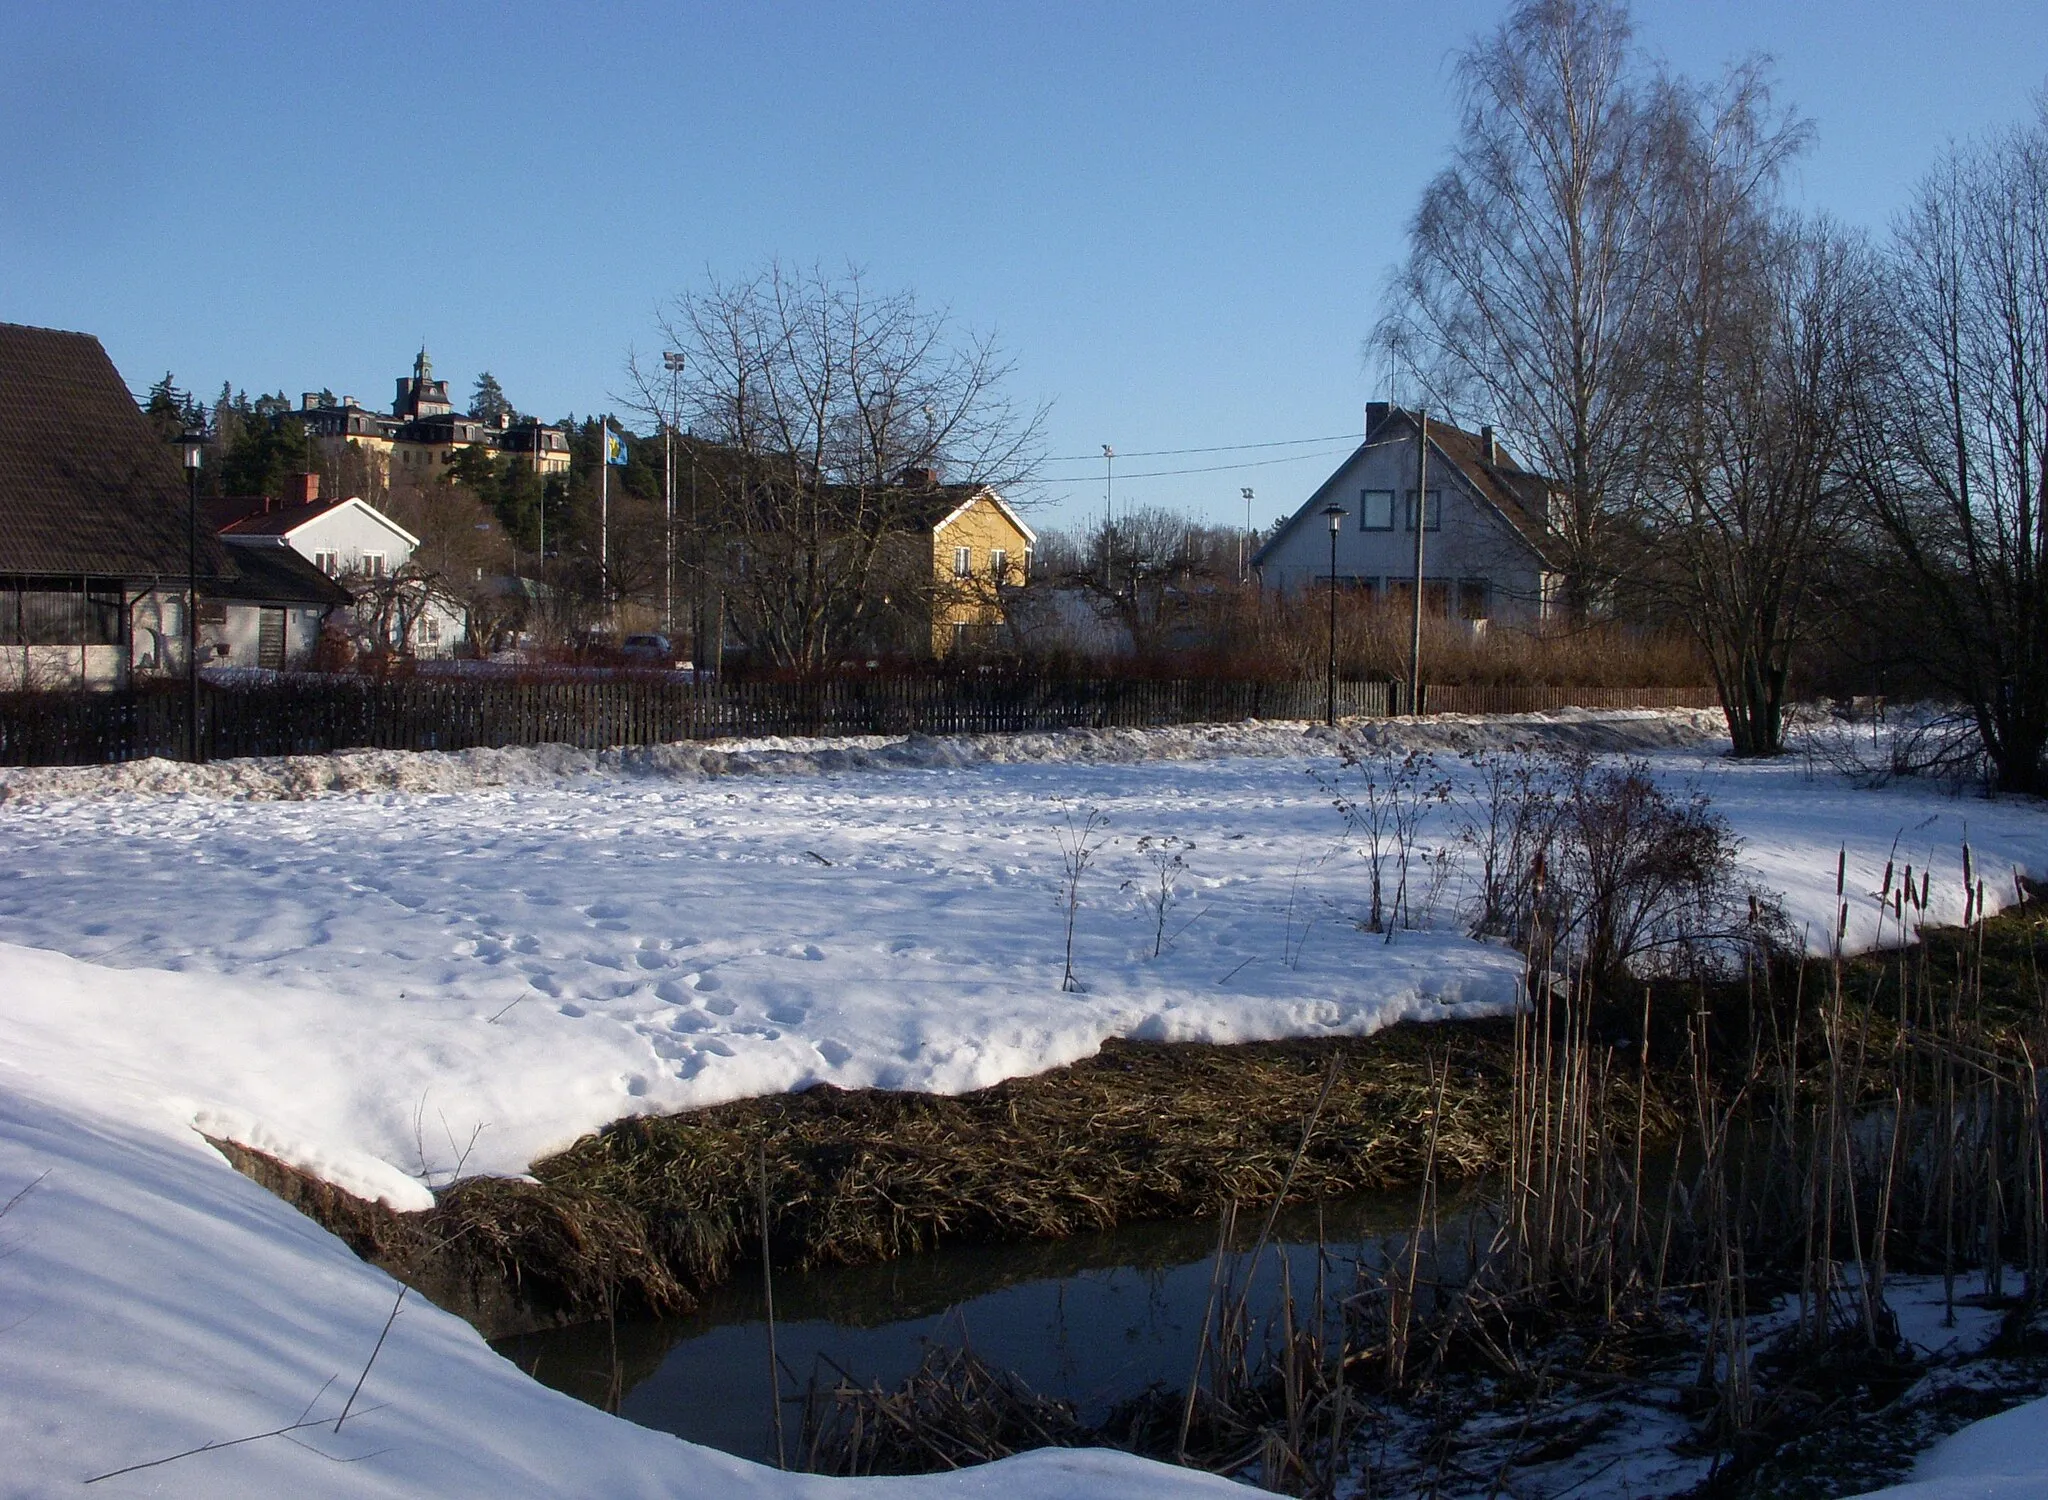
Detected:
[{"left": 496, "top": 1190, "right": 1473, "bottom": 1465}]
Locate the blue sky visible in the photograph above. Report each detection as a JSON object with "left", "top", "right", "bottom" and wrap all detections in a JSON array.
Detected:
[{"left": 3, "top": 2, "right": 2041, "bottom": 533}]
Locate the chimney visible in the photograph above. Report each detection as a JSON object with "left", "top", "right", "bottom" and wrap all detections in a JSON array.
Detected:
[
  {"left": 1365, "top": 401, "right": 1389, "bottom": 436},
  {"left": 287, "top": 473, "right": 321, "bottom": 507},
  {"left": 896, "top": 464, "right": 940, "bottom": 487},
  {"left": 302, "top": 393, "right": 321, "bottom": 412},
  {"left": 1481, "top": 425, "right": 1499, "bottom": 465}
]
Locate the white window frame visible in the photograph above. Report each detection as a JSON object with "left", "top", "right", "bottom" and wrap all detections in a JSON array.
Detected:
[
  {"left": 988, "top": 548, "right": 1008, "bottom": 581},
  {"left": 952, "top": 546, "right": 972, "bottom": 578},
  {"left": 361, "top": 552, "right": 387, "bottom": 579}
]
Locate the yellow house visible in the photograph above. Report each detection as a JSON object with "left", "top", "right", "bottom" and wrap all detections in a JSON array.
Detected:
[{"left": 923, "top": 485, "right": 1036, "bottom": 655}]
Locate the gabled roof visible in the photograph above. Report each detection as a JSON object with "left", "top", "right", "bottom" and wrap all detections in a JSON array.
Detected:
[
  {"left": 219, "top": 495, "right": 420, "bottom": 550},
  {"left": 927, "top": 486, "right": 1037, "bottom": 546},
  {"left": 0, "top": 322, "right": 236, "bottom": 581},
  {"left": 1251, "top": 407, "right": 1557, "bottom": 569},
  {"left": 207, "top": 542, "right": 354, "bottom": 607}
]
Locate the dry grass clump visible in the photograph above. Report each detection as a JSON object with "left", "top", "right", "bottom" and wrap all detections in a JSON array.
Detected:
[
  {"left": 540, "top": 1025, "right": 1677, "bottom": 1289},
  {"left": 211, "top": 1024, "right": 1682, "bottom": 1341},
  {"left": 208, "top": 1138, "right": 688, "bottom": 1335}
]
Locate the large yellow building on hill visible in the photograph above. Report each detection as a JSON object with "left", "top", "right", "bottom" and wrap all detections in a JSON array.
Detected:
[{"left": 294, "top": 348, "right": 571, "bottom": 496}]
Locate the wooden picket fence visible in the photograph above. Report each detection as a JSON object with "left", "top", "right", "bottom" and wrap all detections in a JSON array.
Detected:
[
  {"left": 0, "top": 675, "right": 1391, "bottom": 767},
  {"left": 0, "top": 675, "right": 1717, "bottom": 769}
]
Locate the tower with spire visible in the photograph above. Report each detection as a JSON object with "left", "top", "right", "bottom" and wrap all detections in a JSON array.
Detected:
[{"left": 392, "top": 344, "right": 453, "bottom": 420}]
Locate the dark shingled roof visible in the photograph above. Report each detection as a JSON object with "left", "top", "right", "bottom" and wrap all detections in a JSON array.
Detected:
[
  {"left": 0, "top": 322, "right": 235, "bottom": 582},
  {"left": 211, "top": 542, "right": 354, "bottom": 607}
]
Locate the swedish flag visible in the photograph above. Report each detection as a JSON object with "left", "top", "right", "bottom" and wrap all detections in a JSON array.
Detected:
[{"left": 604, "top": 428, "right": 629, "bottom": 466}]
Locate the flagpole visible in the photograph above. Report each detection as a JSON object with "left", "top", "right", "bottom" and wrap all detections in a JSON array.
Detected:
[{"left": 600, "top": 416, "right": 611, "bottom": 631}]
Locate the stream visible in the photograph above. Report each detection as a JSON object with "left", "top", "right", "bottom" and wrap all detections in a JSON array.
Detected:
[{"left": 495, "top": 1188, "right": 1469, "bottom": 1465}]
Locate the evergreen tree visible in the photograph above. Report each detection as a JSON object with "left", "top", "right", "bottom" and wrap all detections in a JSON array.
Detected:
[
  {"left": 471, "top": 372, "right": 513, "bottom": 425},
  {"left": 142, "top": 373, "right": 202, "bottom": 442}
]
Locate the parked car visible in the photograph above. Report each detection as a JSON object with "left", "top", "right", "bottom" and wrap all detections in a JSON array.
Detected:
[{"left": 620, "top": 633, "right": 678, "bottom": 667}]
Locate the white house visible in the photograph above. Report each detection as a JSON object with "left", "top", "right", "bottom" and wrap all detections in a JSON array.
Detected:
[
  {"left": 1254, "top": 404, "right": 1559, "bottom": 625},
  {"left": 216, "top": 478, "right": 468, "bottom": 657}
]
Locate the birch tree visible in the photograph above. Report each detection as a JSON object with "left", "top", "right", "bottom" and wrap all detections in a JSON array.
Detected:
[{"left": 1850, "top": 104, "right": 2048, "bottom": 792}]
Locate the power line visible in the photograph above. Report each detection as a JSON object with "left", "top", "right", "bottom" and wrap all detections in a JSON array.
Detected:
[
  {"left": 1039, "top": 431, "right": 1361, "bottom": 464},
  {"left": 1035, "top": 444, "right": 1357, "bottom": 483}
]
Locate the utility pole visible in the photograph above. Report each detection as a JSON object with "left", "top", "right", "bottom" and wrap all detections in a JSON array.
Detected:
[
  {"left": 1101, "top": 445, "right": 1115, "bottom": 591},
  {"left": 1408, "top": 411, "right": 1429, "bottom": 716},
  {"left": 663, "top": 351, "right": 685, "bottom": 639}
]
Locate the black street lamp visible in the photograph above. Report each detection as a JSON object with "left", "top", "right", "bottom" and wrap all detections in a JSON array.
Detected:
[
  {"left": 1322, "top": 502, "right": 1347, "bottom": 725},
  {"left": 178, "top": 428, "right": 205, "bottom": 763}
]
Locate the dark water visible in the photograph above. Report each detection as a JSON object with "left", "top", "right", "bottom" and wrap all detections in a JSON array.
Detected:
[{"left": 495, "top": 1191, "right": 1465, "bottom": 1465}]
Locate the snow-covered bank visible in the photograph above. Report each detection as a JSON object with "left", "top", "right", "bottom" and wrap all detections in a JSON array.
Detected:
[
  {"left": 1, "top": 728, "right": 2041, "bottom": 1208},
  {"left": 0, "top": 706, "right": 1724, "bottom": 805},
  {"left": 0, "top": 1061, "right": 1245, "bottom": 1499},
  {"left": 5, "top": 722, "right": 2047, "bottom": 1495},
  {"left": 1852, "top": 1394, "right": 2048, "bottom": 1498}
]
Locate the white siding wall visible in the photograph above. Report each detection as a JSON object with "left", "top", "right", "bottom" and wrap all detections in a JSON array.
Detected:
[
  {"left": 280, "top": 503, "right": 417, "bottom": 576},
  {"left": 1257, "top": 439, "right": 1548, "bottom": 623}
]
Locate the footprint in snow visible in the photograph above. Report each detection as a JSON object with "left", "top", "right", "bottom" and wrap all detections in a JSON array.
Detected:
[
  {"left": 682, "top": 971, "right": 721, "bottom": 992},
  {"left": 766, "top": 1004, "right": 808, "bottom": 1025},
  {"left": 634, "top": 950, "right": 671, "bottom": 970},
  {"left": 557, "top": 1002, "right": 586, "bottom": 1018},
  {"left": 702, "top": 996, "right": 739, "bottom": 1018},
  {"left": 814, "top": 1039, "right": 854, "bottom": 1068}
]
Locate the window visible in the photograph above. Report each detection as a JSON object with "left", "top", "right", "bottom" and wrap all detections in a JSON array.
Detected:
[
  {"left": 988, "top": 548, "right": 1008, "bottom": 582},
  {"left": 1358, "top": 489, "right": 1396, "bottom": 531},
  {"left": 1385, "top": 578, "right": 1453, "bottom": 617},
  {"left": 1457, "top": 579, "right": 1489, "bottom": 621},
  {"left": 953, "top": 546, "right": 972, "bottom": 578},
  {"left": 1403, "top": 490, "right": 1443, "bottom": 531},
  {"left": 314, "top": 550, "right": 339, "bottom": 576},
  {"left": 362, "top": 552, "right": 387, "bottom": 579},
  {"left": 0, "top": 582, "right": 125, "bottom": 646}
]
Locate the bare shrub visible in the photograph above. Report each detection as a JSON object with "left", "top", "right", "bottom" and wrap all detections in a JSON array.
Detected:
[
  {"left": 1129, "top": 834, "right": 1194, "bottom": 959},
  {"left": 1791, "top": 702, "right": 1990, "bottom": 793},
  {"left": 1320, "top": 747, "right": 1450, "bottom": 934},
  {"left": 1457, "top": 746, "right": 1568, "bottom": 942},
  {"left": 1547, "top": 755, "right": 1777, "bottom": 989},
  {"left": 1052, "top": 803, "right": 1110, "bottom": 992}
]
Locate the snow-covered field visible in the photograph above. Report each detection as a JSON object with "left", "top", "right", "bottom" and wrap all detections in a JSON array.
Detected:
[{"left": 3, "top": 711, "right": 2045, "bottom": 1497}]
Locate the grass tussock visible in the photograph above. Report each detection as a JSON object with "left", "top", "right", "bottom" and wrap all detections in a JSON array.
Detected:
[{"left": 216, "top": 1025, "right": 1680, "bottom": 1339}]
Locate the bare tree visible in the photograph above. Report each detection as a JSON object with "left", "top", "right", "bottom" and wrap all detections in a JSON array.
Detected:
[
  {"left": 1849, "top": 102, "right": 2048, "bottom": 793},
  {"left": 638, "top": 263, "right": 1045, "bottom": 674},
  {"left": 1376, "top": 0, "right": 1666, "bottom": 618},
  {"left": 1632, "top": 71, "right": 1849, "bottom": 756}
]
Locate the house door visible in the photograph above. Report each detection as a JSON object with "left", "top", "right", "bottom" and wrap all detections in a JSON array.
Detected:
[{"left": 257, "top": 608, "right": 286, "bottom": 670}]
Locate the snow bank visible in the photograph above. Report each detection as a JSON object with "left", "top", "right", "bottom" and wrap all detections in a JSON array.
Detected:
[
  {"left": 0, "top": 706, "right": 1725, "bottom": 805},
  {"left": 1848, "top": 1394, "right": 2048, "bottom": 1498},
  {"left": 0, "top": 1062, "right": 1247, "bottom": 1499}
]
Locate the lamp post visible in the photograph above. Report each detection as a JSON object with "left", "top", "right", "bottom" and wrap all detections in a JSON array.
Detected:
[
  {"left": 663, "top": 351, "right": 685, "bottom": 641},
  {"left": 178, "top": 428, "right": 205, "bottom": 763},
  {"left": 1322, "top": 502, "right": 1347, "bottom": 725},
  {"left": 1240, "top": 487, "right": 1254, "bottom": 584}
]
